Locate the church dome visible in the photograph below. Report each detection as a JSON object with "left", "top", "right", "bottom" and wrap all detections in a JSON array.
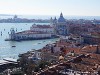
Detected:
[{"left": 58, "top": 13, "right": 66, "bottom": 23}]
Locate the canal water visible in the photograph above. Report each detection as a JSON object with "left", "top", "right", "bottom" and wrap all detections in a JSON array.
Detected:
[{"left": 0, "top": 23, "right": 59, "bottom": 59}]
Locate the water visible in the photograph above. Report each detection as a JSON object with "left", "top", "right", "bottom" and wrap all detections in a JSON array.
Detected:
[{"left": 0, "top": 23, "right": 59, "bottom": 59}]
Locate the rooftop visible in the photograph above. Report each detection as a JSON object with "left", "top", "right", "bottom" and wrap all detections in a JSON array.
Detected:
[
  {"left": 16, "top": 30, "right": 51, "bottom": 35},
  {"left": 31, "top": 24, "right": 53, "bottom": 28}
]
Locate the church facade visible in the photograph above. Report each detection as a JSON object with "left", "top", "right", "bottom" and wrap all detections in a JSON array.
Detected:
[{"left": 51, "top": 13, "right": 69, "bottom": 36}]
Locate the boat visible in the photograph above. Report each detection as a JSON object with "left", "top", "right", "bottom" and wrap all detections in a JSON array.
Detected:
[
  {"left": 38, "top": 43, "right": 41, "bottom": 44},
  {"left": 12, "top": 46, "right": 16, "bottom": 47}
]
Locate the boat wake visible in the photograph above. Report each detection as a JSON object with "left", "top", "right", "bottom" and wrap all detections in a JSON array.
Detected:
[{"left": 33, "top": 43, "right": 38, "bottom": 45}]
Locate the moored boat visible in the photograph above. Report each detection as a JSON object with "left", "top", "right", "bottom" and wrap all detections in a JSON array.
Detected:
[{"left": 12, "top": 46, "right": 16, "bottom": 47}]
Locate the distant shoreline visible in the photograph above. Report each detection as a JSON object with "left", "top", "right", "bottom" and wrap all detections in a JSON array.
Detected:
[
  {"left": 0, "top": 15, "right": 100, "bottom": 20},
  {"left": 0, "top": 22, "right": 49, "bottom": 23}
]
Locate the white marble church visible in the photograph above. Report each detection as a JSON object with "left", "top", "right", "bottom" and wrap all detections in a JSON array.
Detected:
[{"left": 51, "top": 13, "right": 69, "bottom": 36}]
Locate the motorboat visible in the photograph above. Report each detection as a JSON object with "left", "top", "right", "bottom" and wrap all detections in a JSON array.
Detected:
[{"left": 12, "top": 46, "right": 16, "bottom": 47}]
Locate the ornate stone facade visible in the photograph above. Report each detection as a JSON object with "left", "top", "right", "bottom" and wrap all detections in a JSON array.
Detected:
[{"left": 51, "top": 13, "right": 69, "bottom": 36}]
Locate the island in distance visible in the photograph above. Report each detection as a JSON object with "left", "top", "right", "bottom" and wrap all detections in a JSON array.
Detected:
[{"left": 0, "top": 15, "right": 50, "bottom": 23}]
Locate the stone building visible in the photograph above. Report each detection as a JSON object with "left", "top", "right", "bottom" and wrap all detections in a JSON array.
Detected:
[
  {"left": 51, "top": 13, "right": 69, "bottom": 36},
  {"left": 9, "top": 24, "right": 54, "bottom": 41}
]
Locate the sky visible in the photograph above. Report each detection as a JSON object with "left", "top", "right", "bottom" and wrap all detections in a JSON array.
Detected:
[{"left": 0, "top": 0, "right": 100, "bottom": 16}]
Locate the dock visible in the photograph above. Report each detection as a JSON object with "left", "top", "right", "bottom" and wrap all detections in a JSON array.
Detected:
[
  {"left": 3, "top": 58, "right": 17, "bottom": 63},
  {"left": 0, "top": 58, "right": 18, "bottom": 72}
]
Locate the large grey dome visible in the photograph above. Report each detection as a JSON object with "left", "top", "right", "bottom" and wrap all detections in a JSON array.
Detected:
[{"left": 58, "top": 13, "right": 66, "bottom": 23}]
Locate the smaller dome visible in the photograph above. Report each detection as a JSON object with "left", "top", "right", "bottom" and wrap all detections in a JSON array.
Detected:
[{"left": 53, "top": 17, "right": 57, "bottom": 23}]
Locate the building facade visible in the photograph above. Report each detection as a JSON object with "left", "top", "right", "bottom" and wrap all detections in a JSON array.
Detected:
[
  {"left": 9, "top": 24, "right": 54, "bottom": 41},
  {"left": 51, "top": 13, "right": 69, "bottom": 36},
  {"left": 30, "top": 24, "right": 54, "bottom": 34}
]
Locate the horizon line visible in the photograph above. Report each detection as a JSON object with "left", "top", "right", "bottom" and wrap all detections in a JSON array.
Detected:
[{"left": 0, "top": 14, "right": 100, "bottom": 17}]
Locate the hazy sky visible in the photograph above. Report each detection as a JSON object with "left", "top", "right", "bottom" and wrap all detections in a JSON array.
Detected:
[{"left": 0, "top": 0, "right": 100, "bottom": 16}]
